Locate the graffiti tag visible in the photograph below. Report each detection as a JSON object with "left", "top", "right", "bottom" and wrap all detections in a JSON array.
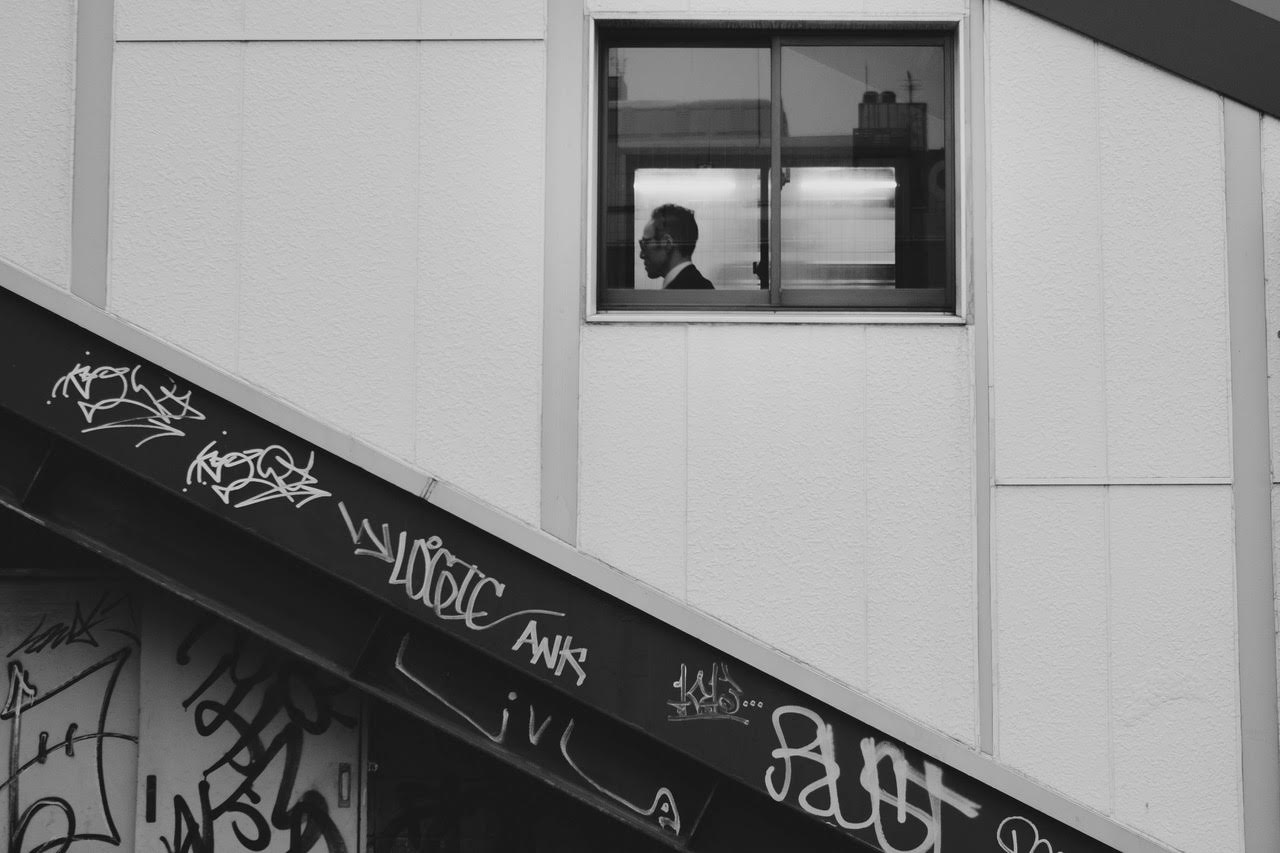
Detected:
[
  {"left": 51, "top": 363, "right": 205, "bottom": 446},
  {"left": 765, "top": 705, "right": 979, "bottom": 853},
  {"left": 186, "top": 440, "right": 330, "bottom": 509}
]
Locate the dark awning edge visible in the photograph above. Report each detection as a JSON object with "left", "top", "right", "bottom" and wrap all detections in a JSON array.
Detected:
[
  {"left": 1003, "top": 0, "right": 1280, "bottom": 119},
  {"left": 0, "top": 284, "right": 1126, "bottom": 853}
]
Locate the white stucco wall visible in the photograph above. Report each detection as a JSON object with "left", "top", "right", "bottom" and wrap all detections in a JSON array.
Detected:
[
  {"left": 0, "top": 0, "right": 76, "bottom": 288},
  {"left": 988, "top": 4, "right": 1241, "bottom": 853},
  {"left": 580, "top": 324, "right": 978, "bottom": 744},
  {"left": 109, "top": 2, "right": 546, "bottom": 525}
]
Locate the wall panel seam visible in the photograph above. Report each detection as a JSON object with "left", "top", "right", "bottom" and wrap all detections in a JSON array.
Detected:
[{"left": 71, "top": 0, "right": 114, "bottom": 306}]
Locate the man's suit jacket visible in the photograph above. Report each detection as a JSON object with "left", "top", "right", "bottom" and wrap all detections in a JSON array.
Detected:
[{"left": 665, "top": 264, "right": 714, "bottom": 290}]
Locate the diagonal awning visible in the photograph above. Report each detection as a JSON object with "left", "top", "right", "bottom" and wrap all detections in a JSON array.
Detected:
[{"left": 0, "top": 284, "right": 1127, "bottom": 853}]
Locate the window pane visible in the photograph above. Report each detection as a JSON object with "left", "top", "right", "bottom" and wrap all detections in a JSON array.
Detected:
[
  {"left": 603, "top": 46, "right": 770, "bottom": 291},
  {"left": 780, "top": 44, "right": 947, "bottom": 291}
]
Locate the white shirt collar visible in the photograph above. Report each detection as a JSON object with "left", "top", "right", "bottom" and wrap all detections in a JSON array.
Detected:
[{"left": 662, "top": 260, "right": 694, "bottom": 288}]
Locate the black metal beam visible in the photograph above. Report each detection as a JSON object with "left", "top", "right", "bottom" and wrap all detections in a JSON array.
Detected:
[
  {"left": 1004, "top": 0, "right": 1280, "bottom": 118},
  {"left": 0, "top": 285, "right": 1121, "bottom": 853}
]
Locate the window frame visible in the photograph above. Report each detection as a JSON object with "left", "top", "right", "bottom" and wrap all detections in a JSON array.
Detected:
[{"left": 590, "top": 22, "right": 960, "bottom": 318}]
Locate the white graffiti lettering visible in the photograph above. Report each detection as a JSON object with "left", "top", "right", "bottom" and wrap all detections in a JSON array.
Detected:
[
  {"left": 997, "top": 816, "right": 1062, "bottom": 853},
  {"left": 559, "top": 719, "right": 680, "bottom": 834},
  {"left": 51, "top": 363, "right": 205, "bottom": 446},
  {"left": 667, "top": 662, "right": 760, "bottom": 724},
  {"left": 339, "top": 502, "right": 569, "bottom": 649},
  {"left": 765, "top": 705, "right": 979, "bottom": 853},
  {"left": 393, "top": 635, "right": 679, "bottom": 834},
  {"left": 186, "top": 440, "right": 331, "bottom": 509},
  {"left": 512, "top": 620, "right": 588, "bottom": 686}
]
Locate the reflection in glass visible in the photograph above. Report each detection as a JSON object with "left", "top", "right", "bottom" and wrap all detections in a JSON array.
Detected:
[
  {"left": 780, "top": 43, "right": 946, "bottom": 290},
  {"left": 632, "top": 169, "right": 763, "bottom": 290},
  {"left": 781, "top": 167, "right": 896, "bottom": 287},
  {"left": 604, "top": 46, "right": 770, "bottom": 290}
]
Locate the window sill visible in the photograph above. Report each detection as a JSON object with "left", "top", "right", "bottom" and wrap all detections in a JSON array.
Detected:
[{"left": 584, "top": 310, "right": 968, "bottom": 325}]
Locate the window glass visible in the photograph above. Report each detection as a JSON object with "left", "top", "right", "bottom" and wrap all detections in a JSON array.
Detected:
[
  {"left": 780, "top": 44, "right": 947, "bottom": 295},
  {"left": 598, "top": 31, "right": 953, "bottom": 312},
  {"left": 604, "top": 46, "right": 770, "bottom": 292}
]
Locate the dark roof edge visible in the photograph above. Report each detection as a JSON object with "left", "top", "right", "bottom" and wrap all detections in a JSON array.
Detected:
[{"left": 1003, "top": 0, "right": 1280, "bottom": 119}]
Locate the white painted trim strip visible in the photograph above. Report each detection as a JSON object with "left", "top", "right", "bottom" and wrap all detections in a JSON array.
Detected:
[
  {"left": 1223, "top": 97, "right": 1280, "bottom": 853},
  {"left": 114, "top": 37, "right": 547, "bottom": 43},
  {"left": 996, "top": 477, "right": 1235, "bottom": 486},
  {"left": 585, "top": 312, "right": 967, "bottom": 325},
  {"left": 968, "top": 0, "right": 995, "bottom": 757},
  {"left": 539, "top": 0, "right": 585, "bottom": 545},
  {"left": 0, "top": 248, "right": 1176, "bottom": 853},
  {"left": 70, "top": 0, "right": 114, "bottom": 308}
]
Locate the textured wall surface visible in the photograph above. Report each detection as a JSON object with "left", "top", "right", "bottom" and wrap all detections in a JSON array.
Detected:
[
  {"left": 0, "top": 0, "right": 75, "bottom": 287},
  {"left": 110, "top": 29, "right": 544, "bottom": 524},
  {"left": 994, "top": 486, "right": 1241, "bottom": 852},
  {"left": 989, "top": 4, "right": 1230, "bottom": 483},
  {"left": 115, "top": 0, "right": 544, "bottom": 40},
  {"left": 988, "top": 4, "right": 1242, "bottom": 852},
  {"left": 580, "top": 324, "right": 978, "bottom": 744}
]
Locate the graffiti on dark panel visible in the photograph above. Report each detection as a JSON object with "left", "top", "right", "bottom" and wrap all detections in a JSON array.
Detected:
[
  {"left": 366, "top": 704, "right": 670, "bottom": 853},
  {"left": 161, "top": 619, "right": 354, "bottom": 853},
  {"left": 49, "top": 362, "right": 205, "bottom": 446},
  {"left": 337, "top": 503, "right": 579, "bottom": 672},
  {"left": 0, "top": 646, "right": 138, "bottom": 853},
  {"left": 185, "top": 441, "right": 330, "bottom": 510},
  {"left": 665, "top": 661, "right": 763, "bottom": 725},
  {"left": 765, "top": 704, "right": 980, "bottom": 853},
  {"left": 6, "top": 593, "right": 135, "bottom": 659},
  {"left": 997, "top": 816, "right": 1064, "bottom": 853},
  {"left": 394, "top": 635, "right": 679, "bottom": 835}
]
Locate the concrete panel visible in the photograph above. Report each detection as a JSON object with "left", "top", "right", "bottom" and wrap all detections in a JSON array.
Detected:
[
  {"left": 137, "top": 597, "right": 360, "bottom": 852},
  {"left": 993, "top": 486, "right": 1110, "bottom": 812},
  {"left": 245, "top": 0, "right": 419, "bottom": 39},
  {"left": 110, "top": 43, "right": 242, "bottom": 369},
  {"left": 417, "top": 41, "right": 545, "bottom": 524},
  {"left": 587, "top": 0, "right": 689, "bottom": 11},
  {"left": 865, "top": 325, "right": 975, "bottom": 743},
  {"left": 686, "top": 325, "right": 868, "bottom": 691},
  {"left": 0, "top": 582, "right": 140, "bottom": 853},
  {"left": 116, "top": 0, "right": 246, "bottom": 40},
  {"left": 420, "top": 0, "right": 545, "bottom": 39},
  {"left": 987, "top": 2, "right": 1107, "bottom": 480},
  {"left": 0, "top": 0, "right": 75, "bottom": 287},
  {"left": 238, "top": 43, "right": 419, "bottom": 460},
  {"left": 1098, "top": 48, "right": 1231, "bottom": 480},
  {"left": 1264, "top": 117, "right": 1280, "bottom": 477},
  {"left": 578, "top": 325, "right": 687, "bottom": 598},
  {"left": 1109, "top": 485, "right": 1241, "bottom": 853}
]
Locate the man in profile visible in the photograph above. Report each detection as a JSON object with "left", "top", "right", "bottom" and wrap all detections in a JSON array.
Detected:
[{"left": 639, "top": 204, "right": 714, "bottom": 289}]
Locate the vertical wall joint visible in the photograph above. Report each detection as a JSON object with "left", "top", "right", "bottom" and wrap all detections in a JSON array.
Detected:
[{"left": 70, "top": 0, "right": 114, "bottom": 307}]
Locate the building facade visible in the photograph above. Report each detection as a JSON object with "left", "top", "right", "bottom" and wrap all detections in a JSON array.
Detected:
[{"left": 1, "top": 1, "right": 1278, "bottom": 851}]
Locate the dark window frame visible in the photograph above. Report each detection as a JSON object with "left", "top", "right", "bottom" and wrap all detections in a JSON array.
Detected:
[{"left": 595, "top": 23, "right": 958, "bottom": 314}]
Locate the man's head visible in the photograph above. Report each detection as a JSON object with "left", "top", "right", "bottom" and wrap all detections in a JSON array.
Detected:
[{"left": 639, "top": 203, "right": 699, "bottom": 279}]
